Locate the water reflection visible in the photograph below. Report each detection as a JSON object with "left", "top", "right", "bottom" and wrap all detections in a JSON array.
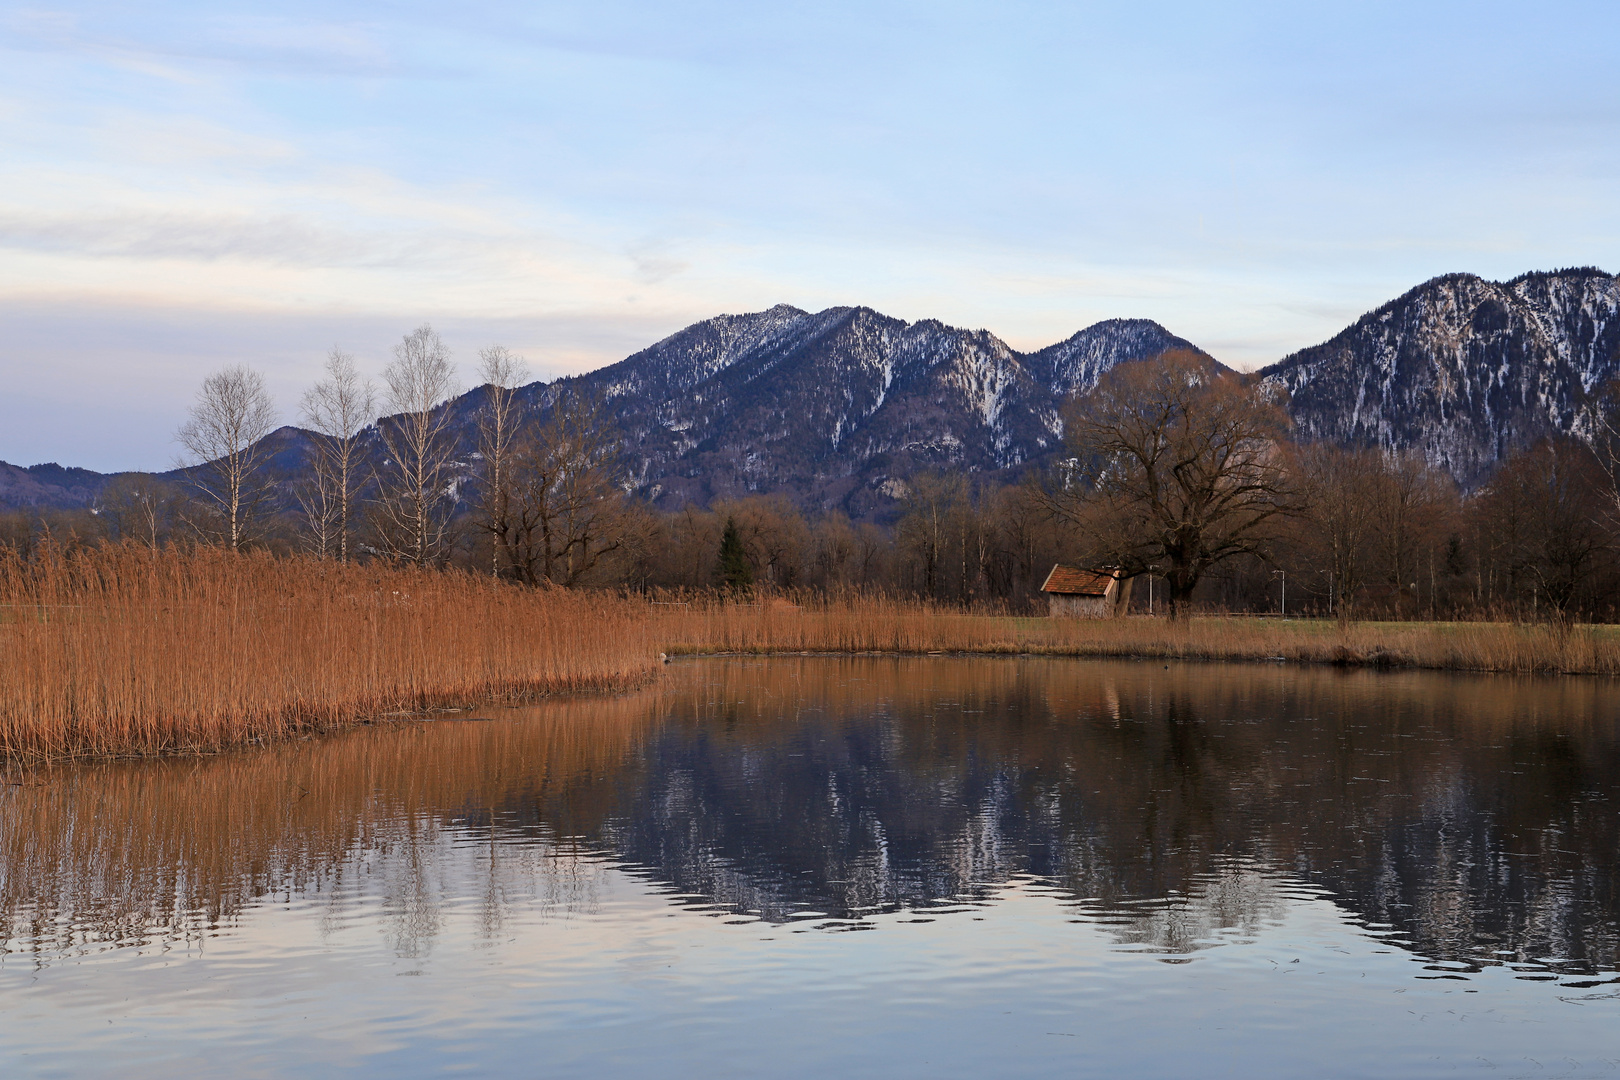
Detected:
[{"left": 4, "top": 657, "right": 1619, "bottom": 983}]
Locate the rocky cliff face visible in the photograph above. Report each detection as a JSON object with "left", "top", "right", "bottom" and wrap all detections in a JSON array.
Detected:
[{"left": 1259, "top": 269, "right": 1620, "bottom": 486}]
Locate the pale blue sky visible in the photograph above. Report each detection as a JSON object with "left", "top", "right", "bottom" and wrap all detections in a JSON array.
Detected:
[{"left": 3, "top": 0, "right": 1618, "bottom": 470}]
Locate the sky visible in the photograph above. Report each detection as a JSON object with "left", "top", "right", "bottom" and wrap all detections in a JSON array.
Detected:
[{"left": 3, "top": 0, "right": 1618, "bottom": 471}]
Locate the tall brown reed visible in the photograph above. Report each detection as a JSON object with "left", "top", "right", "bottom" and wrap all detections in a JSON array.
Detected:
[
  {"left": 0, "top": 542, "right": 659, "bottom": 760},
  {"left": 6, "top": 546, "right": 1618, "bottom": 764},
  {"left": 655, "top": 592, "right": 1620, "bottom": 675}
]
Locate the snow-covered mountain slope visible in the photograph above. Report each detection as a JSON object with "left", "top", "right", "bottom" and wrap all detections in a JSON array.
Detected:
[
  {"left": 1260, "top": 269, "right": 1620, "bottom": 486},
  {"left": 506, "top": 306, "right": 1205, "bottom": 514},
  {"left": 1026, "top": 318, "right": 1207, "bottom": 398}
]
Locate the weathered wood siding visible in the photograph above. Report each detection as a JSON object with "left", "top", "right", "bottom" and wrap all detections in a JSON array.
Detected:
[{"left": 1048, "top": 593, "right": 1111, "bottom": 619}]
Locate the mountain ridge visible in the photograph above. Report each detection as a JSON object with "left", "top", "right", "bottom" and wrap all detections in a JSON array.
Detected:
[{"left": 6, "top": 267, "right": 1618, "bottom": 514}]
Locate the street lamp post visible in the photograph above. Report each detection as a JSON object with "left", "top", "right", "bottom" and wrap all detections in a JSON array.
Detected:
[
  {"left": 1148, "top": 565, "right": 1160, "bottom": 616},
  {"left": 1273, "top": 568, "right": 1286, "bottom": 618}
]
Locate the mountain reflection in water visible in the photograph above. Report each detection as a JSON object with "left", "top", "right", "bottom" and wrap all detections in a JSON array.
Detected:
[{"left": 4, "top": 657, "right": 1619, "bottom": 983}]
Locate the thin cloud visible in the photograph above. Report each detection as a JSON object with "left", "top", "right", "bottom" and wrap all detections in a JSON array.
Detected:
[
  {"left": 0, "top": 210, "right": 428, "bottom": 266},
  {"left": 3, "top": 8, "right": 444, "bottom": 78}
]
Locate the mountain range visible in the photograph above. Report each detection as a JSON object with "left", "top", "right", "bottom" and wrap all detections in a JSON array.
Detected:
[{"left": 4, "top": 267, "right": 1617, "bottom": 515}]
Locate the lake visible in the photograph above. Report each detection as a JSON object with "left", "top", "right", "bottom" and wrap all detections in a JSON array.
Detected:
[{"left": 3, "top": 656, "right": 1619, "bottom": 1078}]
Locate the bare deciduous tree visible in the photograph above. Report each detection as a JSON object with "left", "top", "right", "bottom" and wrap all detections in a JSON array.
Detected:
[
  {"left": 298, "top": 348, "right": 375, "bottom": 560},
  {"left": 475, "top": 345, "right": 530, "bottom": 577},
  {"left": 175, "top": 365, "right": 279, "bottom": 551},
  {"left": 1370, "top": 450, "right": 1450, "bottom": 598},
  {"left": 712, "top": 495, "right": 812, "bottom": 592},
  {"left": 492, "top": 390, "right": 626, "bottom": 586},
  {"left": 98, "top": 474, "right": 179, "bottom": 552},
  {"left": 1046, "top": 350, "right": 1302, "bottom": 618},
  {"left": 1474, "top": 438, "right": 1609, "bottom": 618},
  {"left": 854, "top": 521, "right": 892, "bottom": 586},
  {"left": 809, "top": 512, "right": 858, "bottom": 589},
  {"left": 895, "top": 473, "right": 967, "bottom": 601},
  {"left": 1588, "top": 379, "right": 1620, "bottom": 536},
  {"left": 645, "top": 505, "right": 723, "bottom": 588},
  {"left": 1294, "top": 444, "right": 1380, "bottom": 619},
  {"left": 373, "top": 325, "right": 460, "bottom": 566}
]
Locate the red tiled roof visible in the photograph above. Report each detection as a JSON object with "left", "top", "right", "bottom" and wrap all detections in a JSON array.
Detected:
[{"left": 1040, "top": 564, "right": 1117, "bottom": 596}]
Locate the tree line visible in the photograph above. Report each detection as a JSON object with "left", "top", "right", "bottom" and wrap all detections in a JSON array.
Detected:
[{"left": 8, "top": 331, "right": 1620, "bottom": 622}]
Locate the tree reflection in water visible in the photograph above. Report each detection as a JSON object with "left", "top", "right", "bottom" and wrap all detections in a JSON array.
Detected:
[{"left": 3, "top": 657, "right": 1618, "bottom": 979}]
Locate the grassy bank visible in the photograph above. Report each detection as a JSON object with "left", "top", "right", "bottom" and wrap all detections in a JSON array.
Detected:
[
  {"left": 0, "top": 544, "right": 658, "bottom": 760},
  {"left": 4, "top": 546, "right": 1619, "bottom": 762},
  {"left": 656, "top": 593, "right": 1620, "bottom": 675}
]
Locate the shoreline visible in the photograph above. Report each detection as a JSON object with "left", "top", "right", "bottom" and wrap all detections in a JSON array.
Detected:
[
  {"left": 663, "top": 641, "right": 1620, "bottom": 676},
  {"left": 655, "top": 609, "right": 1620, "bottom": 677},
  {"left": 11, "top": 623, "right": 1615, "bottom": 770},
  {"left": 7, "top": 545, "right": 1616, "bottom": 764}
]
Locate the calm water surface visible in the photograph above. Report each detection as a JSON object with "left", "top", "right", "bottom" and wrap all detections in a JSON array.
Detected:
[{"left": 3, "top": 657, "right": 1620, "bottom": 1078}]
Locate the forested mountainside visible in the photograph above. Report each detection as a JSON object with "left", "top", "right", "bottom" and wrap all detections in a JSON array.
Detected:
[
  {"left": 0, "top": 428, "right": 314, "bottom": 512},
  {"left": 0, "top": 461, "right": 111, "bottom": 509},
  {"left": 1259, "top": 268, "right": 1620, "bottom": 487}
]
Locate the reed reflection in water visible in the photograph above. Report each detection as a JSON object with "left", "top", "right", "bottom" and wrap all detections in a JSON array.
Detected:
[{"left": 3, "top": 656, "right": 1620, "bottom": 1077}]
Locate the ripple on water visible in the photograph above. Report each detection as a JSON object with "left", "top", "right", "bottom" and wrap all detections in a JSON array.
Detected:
[{"left": 3, "top": 656, "right": 1620, "bottom": 1077}]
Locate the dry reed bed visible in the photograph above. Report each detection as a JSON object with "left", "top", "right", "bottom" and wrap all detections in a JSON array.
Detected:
[
  {"left": 657, "top": 594, "right": 1620, "bottom": 675},
  {"left": 5, "top": 545, "right": 1619, "bottom": 763},
  {"left": 0, "top": 543, "right": 660, "bottom": 760}
]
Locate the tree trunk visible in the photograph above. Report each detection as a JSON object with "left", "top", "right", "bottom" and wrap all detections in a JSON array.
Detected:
[{"left": 1166, "top": 573, "right": 1197, "bottom": 621}]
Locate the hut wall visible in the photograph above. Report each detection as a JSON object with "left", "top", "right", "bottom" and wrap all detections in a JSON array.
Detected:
[{"left": 1048, "top": 593, "right": 1110, "bottom": 619}]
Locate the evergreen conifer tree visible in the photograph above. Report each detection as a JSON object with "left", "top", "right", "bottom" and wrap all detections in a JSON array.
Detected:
[{"left": 718, "top": 517, "right": 754, "bottom": 595}]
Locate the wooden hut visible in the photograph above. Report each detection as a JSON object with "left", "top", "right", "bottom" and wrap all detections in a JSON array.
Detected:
[{"left": 1040, "top": 564, "right": 1130, "bottom": 618}]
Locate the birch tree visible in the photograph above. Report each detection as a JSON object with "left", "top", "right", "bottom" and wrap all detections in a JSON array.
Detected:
[
  {"left": 895, "top": 473, "right": 967, "bottom": 601},
  {"left": 373, "top": 326, "right": 459, "bottom": 566},
  {"left": 297, "top": 348, "right": 375, "bottom": 560},
  {"left": 99, "top": 474, "right": 178, "bottom": 552},
  {"left": 175, "top": 365, "right": 279, "bottom": 551},
  {"left": 475, "top": 345, "right": 529, "bottom": 577}
]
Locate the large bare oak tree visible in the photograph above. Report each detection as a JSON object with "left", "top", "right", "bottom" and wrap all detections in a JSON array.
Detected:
[
  {"left": 1046, "top": 350, "right": 1302, "bottom": 618},
  {"left": 490, "top": 390, "right": 627, "bottom": 586}
]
